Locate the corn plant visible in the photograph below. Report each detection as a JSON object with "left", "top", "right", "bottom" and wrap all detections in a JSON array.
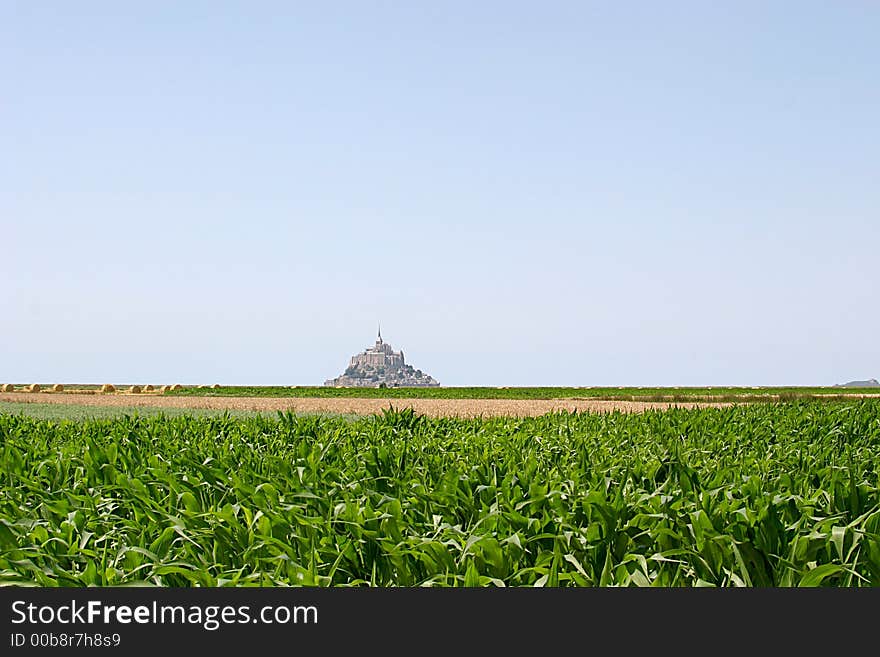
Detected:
[{"left": 1, "top": 402, "right": 878, "bottom": 586}]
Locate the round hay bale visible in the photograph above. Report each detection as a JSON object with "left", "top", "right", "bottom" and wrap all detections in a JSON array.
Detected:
[
  {"left": 170, "top": 384, "right": 183, "bottom": 391},
  {"left": 143, "top": 384, "right": 154, "bottom": 392},
  {"left": 52, "top": 384, "right": 64, "bottom": 392},
  {"left": 160, "top": 385, "right": 170, "bottom": 393},
  {"left": 1, "top": 383, "right": 14, "bottom": 393},
  {"left": 101, "top": 384, "right": 116, "bottom": 393},
  {"left": 128, "top": 385, "right": 142, "bottom": 394},
  {"left": 211, "top": 384, "right": 221, "bottom": 389},
  {"left": 28, "top": 383, "right": 41, "bottom": 393}
]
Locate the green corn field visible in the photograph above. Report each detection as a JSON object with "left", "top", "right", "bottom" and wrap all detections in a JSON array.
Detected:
[{"left": 1, "top": 402, "right": 878, "bottom": 586}]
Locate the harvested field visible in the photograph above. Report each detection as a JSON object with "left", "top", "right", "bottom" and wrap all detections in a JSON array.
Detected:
[{"left": 0, "top": 392, "right": 732, "bottom": 418}]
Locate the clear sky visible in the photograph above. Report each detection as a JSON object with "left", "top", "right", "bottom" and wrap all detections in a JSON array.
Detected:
[{"left": 2, "top": 2, "right": 877, "bottom": 386}]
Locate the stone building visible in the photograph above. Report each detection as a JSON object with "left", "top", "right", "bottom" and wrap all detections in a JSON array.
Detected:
[{"left": 324, "top": 328, "right": 440, "bottom": 388}]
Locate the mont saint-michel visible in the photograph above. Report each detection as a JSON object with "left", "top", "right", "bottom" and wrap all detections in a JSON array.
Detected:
[{"left": 324, "top": 329, "right": 439, "bottom": 388}]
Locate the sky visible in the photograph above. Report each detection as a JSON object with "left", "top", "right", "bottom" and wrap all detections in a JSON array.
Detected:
[{"left": 2, "top": 1, "right": 878, "bottom": 387}]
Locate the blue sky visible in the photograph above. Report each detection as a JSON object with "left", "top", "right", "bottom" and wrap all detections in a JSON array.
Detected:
[{"left": 2, "top": 2, "right": 877, "bottom": 386}]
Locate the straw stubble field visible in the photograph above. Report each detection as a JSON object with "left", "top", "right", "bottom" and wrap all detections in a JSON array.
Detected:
[{"left": 0, "top": 391, "right": 735, "bottom": 418}]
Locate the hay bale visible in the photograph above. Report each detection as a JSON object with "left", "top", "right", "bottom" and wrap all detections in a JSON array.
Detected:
[
  {"left": 128, "top": 385, "right": 142, "bottom": 394},
  {"left": 160, "top": 385, "right": 170, "bottom": 393},
  {"left": 52, "top": 384, "right": 64, "bottom": 392},
  {"left": 101, "top": 384, "right": 116, "bottom": 393},
  {"left": 170, "top": 384, "right": 182, "bottom": 391},
  {"left": 28, "top": 383, "right": 41, "bottom": 393},
  {"left": 211, "top": 384, "right": 221, "bottom": 389},
  {"left": 143, "top": 384, "right": 154, "bottom": 392},
  {"left": 1, "top": 383, "right": 14, "bottom": 392}
]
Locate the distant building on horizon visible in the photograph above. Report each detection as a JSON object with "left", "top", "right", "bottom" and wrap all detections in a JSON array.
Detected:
[{"left": 324, "top": 327, "right": 440, "bottom": 388}]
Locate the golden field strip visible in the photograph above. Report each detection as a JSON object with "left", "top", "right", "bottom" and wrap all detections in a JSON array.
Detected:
[{"left": 0, "top": 391, "right": 733, "bottom": 418}]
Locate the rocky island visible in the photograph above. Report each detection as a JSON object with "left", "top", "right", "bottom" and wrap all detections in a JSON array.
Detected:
[{"left": 324, "top": 329, "right": 440, "bottom": 388}]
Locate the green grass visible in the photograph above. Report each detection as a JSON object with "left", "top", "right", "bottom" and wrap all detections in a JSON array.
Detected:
[
  {"left": 163, "top": 385, "right": 880, "bottom": 401},
  {"left": 0, "top": 401, "right": 356, "bottom": 422},
  {"left": 1, "top": 401, "right": 878, "bottom": 586}
]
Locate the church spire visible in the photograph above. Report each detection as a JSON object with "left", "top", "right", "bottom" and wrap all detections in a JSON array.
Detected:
[{"left": 377, "top": 322, "right": 382, "bottom": 344}]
